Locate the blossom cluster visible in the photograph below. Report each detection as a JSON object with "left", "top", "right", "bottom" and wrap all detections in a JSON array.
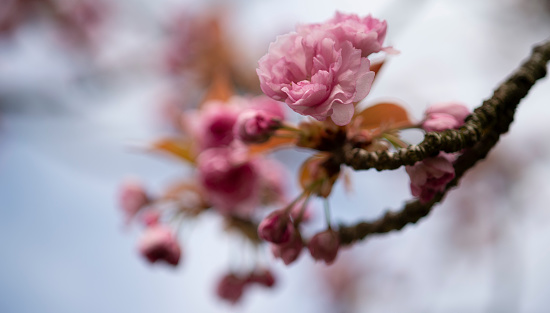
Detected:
[{"left": 119, "top": 11, "right": 471, "bottom": 304}]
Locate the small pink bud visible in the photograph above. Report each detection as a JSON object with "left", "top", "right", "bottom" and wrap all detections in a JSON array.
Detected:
[
  {"left": 119, "top": 179, "right": 149, "bottom": 221},
  {"left": 216, "top": 273, "right": 248, "bottom": 304},
  {"left": 425, "top": 102, "right": 470, "bottom": 123},
  {"left": 247, "top": 269, "right": 276, "bottom": 288},
  {"left": 258, "top": 210, "right": 294, "bottom": 244},
  {"left": 422, "top": 113, "right": 461, "bottom": 132},
  {"left": 308, "top": 229, "right": 340, "bottom": 265},
  {"left": 422, "top": 102, "right": 470, "bottom": 132},
  {"left": 271, "top": 232, "right": 304, "bottom": 265},
  {"left": 138, "top": 225, "right": 181, "bottom": 266},
  {"left": 234, "top": 109, "right": 281, "bottom": 144},
  {"left": 140, "top": 210, "right": 160, "bottom": 226},
  {"left": 405, "top": 152, "right": 456, "bottom": 203}
]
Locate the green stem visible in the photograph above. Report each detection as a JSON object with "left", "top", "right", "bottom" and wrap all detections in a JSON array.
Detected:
[
  {"left": 324, "top": 199, "right": 332, "bottom": 230},
  {"left": 382, "top": 133, "right": 409, "bottom": 149}
]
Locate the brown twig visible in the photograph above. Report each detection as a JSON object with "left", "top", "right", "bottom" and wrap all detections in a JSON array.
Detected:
[{"left": 338, "top": 40, "right": 550, "bottom": 245}]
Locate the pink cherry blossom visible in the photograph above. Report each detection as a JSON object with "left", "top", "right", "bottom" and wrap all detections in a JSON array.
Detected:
[
  {"left": 257, "top": 30, "right": 374, "bottom": 126},
  {"left": 119, "top": 179, "right": 149, "bottom": 221},
  {"left": 216, "top": 273, "right": 248, "bottom": 304},
  {"left": 249, "top": 96, "right": 286, "bottom": 119},
  {"left": 298, "top": 12, "right": 388, "bottom": 57},
  {"left": 138, "top": 225, "right": 181, "bottom": 266},
  {"left": 258, "top": 210, "right": 294, "bottom": 244},
  {"left": 405, "top": 152, "right": 456, "bottom": 203},
  {"left": 188, "top": 101, "right": 241, "bottom": 151},
  {"left": 247, "top": 269, "right": 276, "bottom": 287},
  {"left": 271, "top": 232, "right": 304, "bottom": 265},
  {"left": 422, "top": 113, "right": 462, "bottom": 132},
  {"left": 308, "top": 229, "right": 340, "bottom": 265},
  {"left": 422, "top": 102, "right": 470, "bottom": 132},
  {"left": 196, "top": 147, "right": 260, "bottom": 216},
  {"left": 234, "top": 109, "right": 281, "bottom": 144},
  {"left": 140, "top": 210, "right": 160, "bottom": 227}
]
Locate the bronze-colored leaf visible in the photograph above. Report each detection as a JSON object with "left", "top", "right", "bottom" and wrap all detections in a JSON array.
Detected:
[
  {"left": 248, "top": 135, "right": 295, "bottom": 155},
  {"left": 356, "top": 101, "right": 413, "bottom": 131},
  {"left": 151, "top": 138, "right": 195, "bottom": 163},
  {"left": 200, "top": 70, "right": 234, "bottom": 105}
]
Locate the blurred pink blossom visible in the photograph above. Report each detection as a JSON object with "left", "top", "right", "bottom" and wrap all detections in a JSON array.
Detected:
[
  {"left": 308, "top": 229, "right": 340, "bottom": 265},
  {"left": 271, "top": 231, "right": 303, "bottom": 265},
  {"left": 187, "top": 101, "right": 241, "bottom": 152},
  {"left": 247, "top": 269, "right": 276, "bottom": 287},
  {"left": 216, "top": 273, "right": 248, "bottom": 304},
  {"left": 197, "top": 147, "right": 260, "bottom": 216},
  {"left": 405, "top": 152, "right": 456, "bottom": 203},
  {"left": 138, "top": 225, "right": 181, "bottom": 266},
  {"left": 234, "top": 109, "right": 281, "bottom": 144},
  {"left": 119, "top": 179, "right": 149, "bottom": 222},
  {"left": 258, "top": 209, "right": 294, "bottom": 244}
]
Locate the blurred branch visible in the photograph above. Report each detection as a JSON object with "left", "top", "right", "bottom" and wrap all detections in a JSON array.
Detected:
[{"left": 338, "top": 40, "right": 550, "bottom": 245}]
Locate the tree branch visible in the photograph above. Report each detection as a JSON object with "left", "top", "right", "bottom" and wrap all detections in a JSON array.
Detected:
[{"left": 338, "top": 40, "right": 550, "bottom": 246}]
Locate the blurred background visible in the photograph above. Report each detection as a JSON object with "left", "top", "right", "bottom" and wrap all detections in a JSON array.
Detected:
[{"left": 1, "top": 0, "right": 550, "bottom": 312}]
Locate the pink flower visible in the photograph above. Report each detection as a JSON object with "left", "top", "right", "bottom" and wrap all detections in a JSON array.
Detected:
[
  {"left": 257, "top": 30, "right": 374, "bottom": 126},
  {"left": 249, "top": 96, "right": 286, "bottom": 119},
  {"left": 308, "top": 229, "right": 340, "bottom": 265},
  {"left": 234, "top": 109, "right": 281, "bottom": 144},
  {"left": 298, "top": 12, "right": 388, "bottom": 57},
  {"left": 258, "top": 210, "right": 294, "bottom": 244},
  {"left": 140, "top": 210, "right": 160, "bottom": 226},
  {"left": 271, "top": 232, "right": 304, "bottom": 265},
  {"left": 247, "top": 269, "right": 276, "bottom": 287},
  {"left": 405, "top": 152, "right": 456, "bottom": 203},
  {"left": 119, "top": 179, "right": 149, "bottom": 221},
  {"left": 216, "top": 273, "right": 248, "bottom": 304},
  {"left": 189, "top": 101, "right": 241, "bottom": 151},
  {"left": 422, "top": 102, "right": 470, "bottom": 132},
  {"left": 197, "top": 147, "right": 260, "bottom": 216},
  {"left": 138, "top": 225, "right": 181, "bottom": 266}
]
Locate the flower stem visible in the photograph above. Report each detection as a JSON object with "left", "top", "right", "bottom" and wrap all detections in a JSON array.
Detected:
[{"left": 324, "top": 199, "right": 332, "bottom": 230}]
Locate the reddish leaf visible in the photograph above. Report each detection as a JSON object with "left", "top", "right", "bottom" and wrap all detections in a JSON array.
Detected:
[
  {"left": 200, "top": 70, "right": 234, "bottom": 105},
  {"left": 151, "top": 138, "right": 195, "bottom": 163},
  {"left": 248, "top": 135, "right": 295, "bottom": 155},
  {"left": 356, "top": 102, "right": 413, "bottom": 131},
  {"left": 298, "top": 154, "right": 326, "bottom": 190}
]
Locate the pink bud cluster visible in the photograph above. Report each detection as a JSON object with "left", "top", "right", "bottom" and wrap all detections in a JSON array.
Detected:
[
  {"left": 257, "top": 12, "right": 391, "bottom": 126},
  {"left": 216, "top": 269, "right": 276, "bottom": 304},
  {"left": 258, "top": 205, "right": 340, "bottom": 265},
  {"left": 406, "top": 102, "right": 470, "bottom": 203},
  {"left": 190, "top": 96, "right": 288, "bottom": 217}
]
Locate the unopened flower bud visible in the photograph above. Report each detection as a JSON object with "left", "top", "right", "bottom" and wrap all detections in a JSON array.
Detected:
[
  {"left": 422, "top": 102, "right": 470, "bottom": 132},
  {"left": 247, "top": 269, "right": 276, "bottom": 287},
  {"left": 308, "top": 229, "right": 340, "bottom": 265},
  {"left": 234, "top": 109, "right": 281, "bottom": 144},
  {"left": 119, "top": 179, "right": 149, "bottom": 221},
  {"left": 271, "top": 231, "right": 304, "bottom": 265},
  {"left": 258, "top": 210, "right": 294, "bottom": 244},
  {"left": 405, "top": 152, "right": 456, "bottom": 203},
  {"left": 140, "top": 210, "right": 160, "bottom": 226},
  {"left": 138, "top": 225, "right": 181, "bottom": 266},
  {"left": 216, "top": 273, "right": 247, "bottom": 304}
]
